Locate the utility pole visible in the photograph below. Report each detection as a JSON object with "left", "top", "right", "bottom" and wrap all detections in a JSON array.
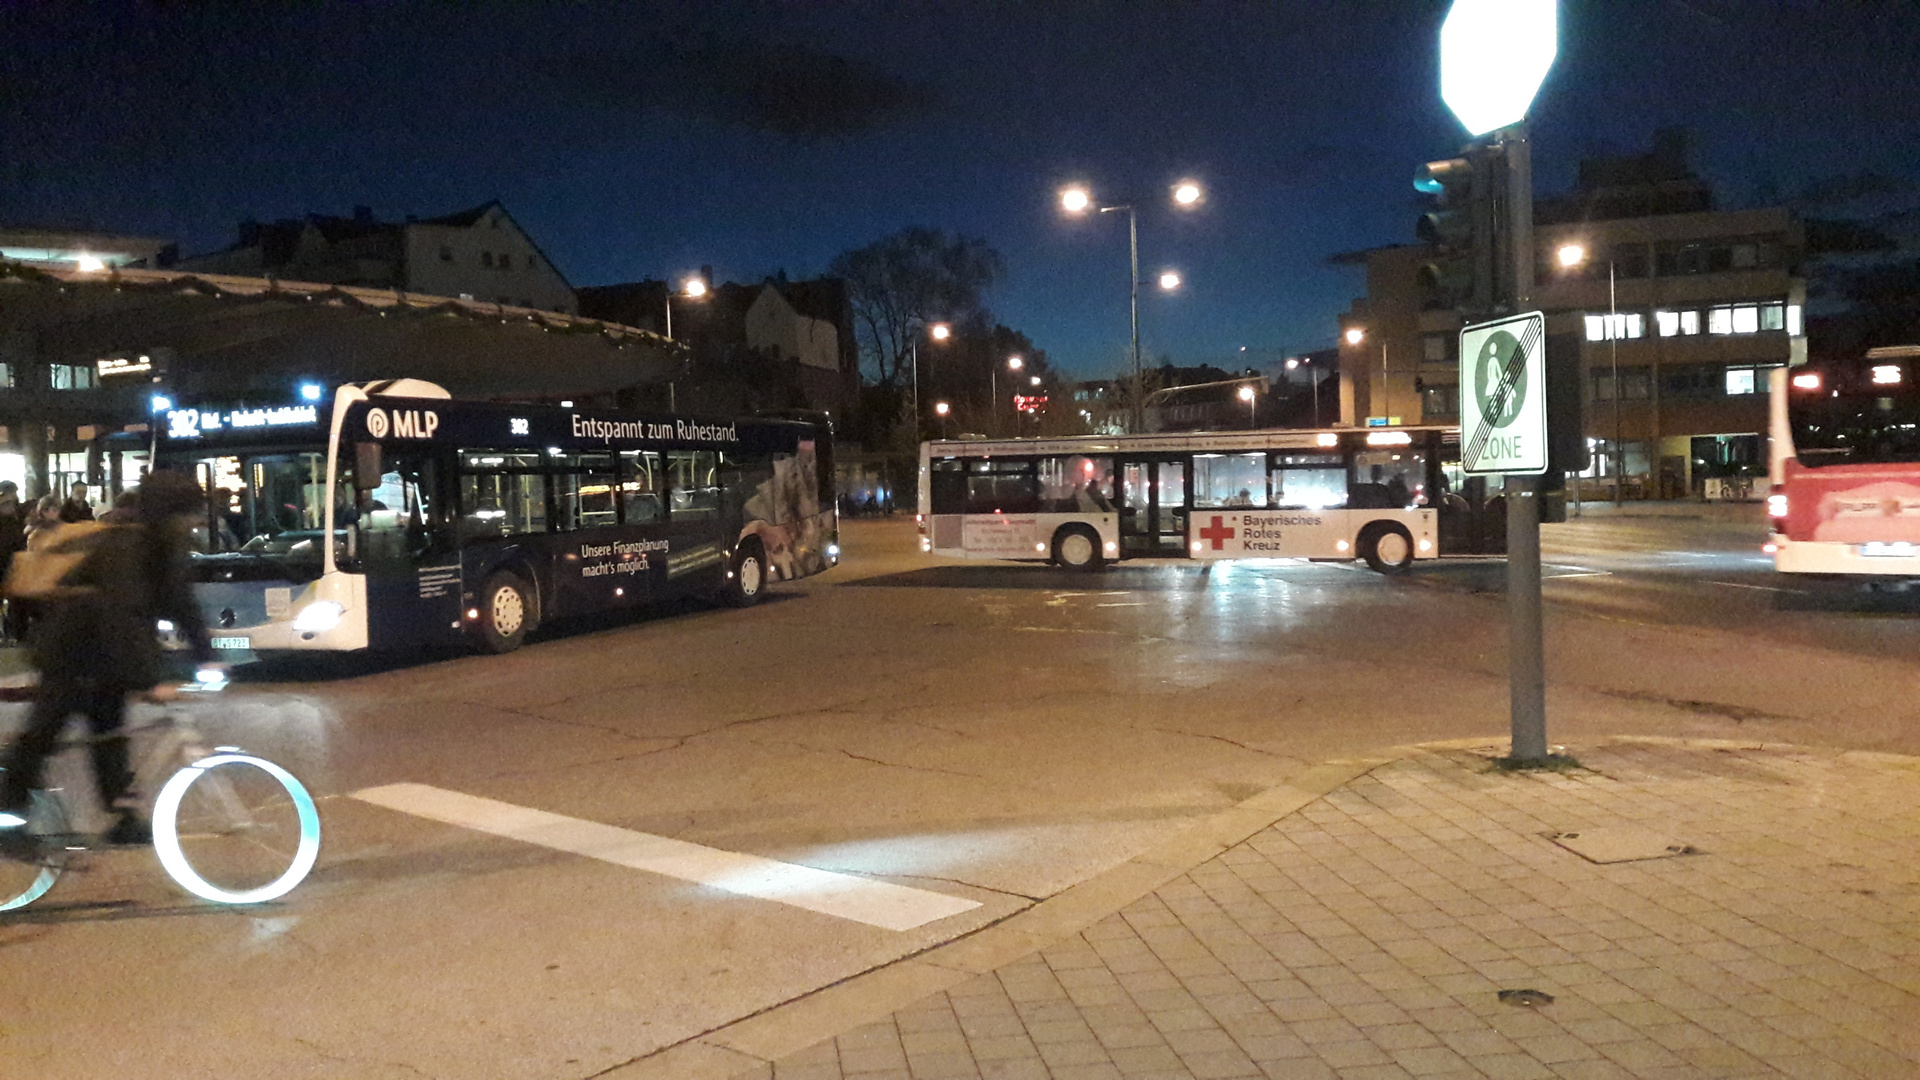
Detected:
[{"left": 1500, "top": 124, "right": 1547, "bottom": 762}]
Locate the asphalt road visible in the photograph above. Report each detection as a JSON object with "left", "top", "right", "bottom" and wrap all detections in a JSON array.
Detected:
[{"left": 7, "top": 503, "right": 1919, "bottom": 1079}]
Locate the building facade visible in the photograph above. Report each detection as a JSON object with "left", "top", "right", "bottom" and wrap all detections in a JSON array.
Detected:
[
  {"left": 1337, "top": 134, "right": 1805, "bottom": 497},
  {"left": 180, "top": 201, "right": 576, "bottom": 314}
]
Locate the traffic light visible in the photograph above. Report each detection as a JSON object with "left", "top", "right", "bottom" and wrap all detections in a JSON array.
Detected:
[{"left": 1413, "top": 147, "right": 1496, "bottom": 316}]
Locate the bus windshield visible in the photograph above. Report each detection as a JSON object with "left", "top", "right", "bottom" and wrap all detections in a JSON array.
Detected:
[
  {"left": 179, "top": 450, "right": 335, "bottom": 569},
  {"left": 1788, "top": 367, "right": 1920, "bottom": 466}
]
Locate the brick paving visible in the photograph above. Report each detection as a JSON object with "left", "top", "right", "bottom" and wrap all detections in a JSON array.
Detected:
[{"left": 761, "top": 741, "right": 1920, "bottom": 1079}]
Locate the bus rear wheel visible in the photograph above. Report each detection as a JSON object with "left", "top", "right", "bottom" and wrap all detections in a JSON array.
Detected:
[
  {"left": 476, "top": 572, "right": 534, "bottom": 652},
  {"left": 1052, "top": 526, "right": 1105, "bottom": 572},
  {"left": 722, "top": 541, "right": 767, "bottom": 607},
  {"left": 1361, "top": 524, "right": 1415, "bottom": 575}
]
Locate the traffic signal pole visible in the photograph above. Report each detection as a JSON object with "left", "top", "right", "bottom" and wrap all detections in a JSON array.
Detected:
[{"left": 1501, "top": 124, "right": 1549, "bottom": 762}]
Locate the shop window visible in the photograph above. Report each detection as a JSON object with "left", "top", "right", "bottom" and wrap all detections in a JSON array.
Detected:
[{"left": 50, "top": 364, "right": 97, "bottom": 390}]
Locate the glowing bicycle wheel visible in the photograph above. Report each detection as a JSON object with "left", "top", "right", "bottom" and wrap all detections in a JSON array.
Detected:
[
  {"left": 151, "top": 752, "right": 320, "bottom": 905},
  {"left": 0, "top": 790, "right": 73, "bottom": 912}
]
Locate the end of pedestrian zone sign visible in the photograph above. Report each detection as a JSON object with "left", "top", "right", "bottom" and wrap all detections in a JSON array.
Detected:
[{"left": 1459, "top": 311, "right": 1547, "bottom": 476}]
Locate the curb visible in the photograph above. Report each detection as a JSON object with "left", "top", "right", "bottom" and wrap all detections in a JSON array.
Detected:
[
  {"left": 602, "top": 750, "right": 1412, "bottom": 1079},
  {"left": 602, "top": 733, "right": 1920, "bottom": 1079}
]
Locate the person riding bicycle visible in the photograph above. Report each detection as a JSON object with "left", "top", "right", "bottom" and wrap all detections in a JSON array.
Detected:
[{"left": 0, "top": 470, "right": 215, "bottom": 845}]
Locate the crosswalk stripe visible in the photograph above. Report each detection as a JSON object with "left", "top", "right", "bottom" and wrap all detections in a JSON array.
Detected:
[{"left": 350, "top": 782, "right": 982, "bottom": 931}]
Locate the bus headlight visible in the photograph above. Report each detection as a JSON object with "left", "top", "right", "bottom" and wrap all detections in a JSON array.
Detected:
[{"left": 291, "top": 601, "right": 344, "bottom": 633}]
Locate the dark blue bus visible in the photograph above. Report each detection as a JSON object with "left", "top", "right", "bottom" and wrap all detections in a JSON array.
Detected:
[{"left": 157, "top": 379, "right": 837, "bottom": 654}]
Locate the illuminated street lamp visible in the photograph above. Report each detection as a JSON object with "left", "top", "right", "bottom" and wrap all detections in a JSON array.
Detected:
[
  {"left": 1238, "top": 384, "right": 1257, "bottom": 428},
  {"left": 934, "top": 400, "right": 952, "bottom": 438},
  {"left": 1158, "top": 270, "right": 1182, "bottom": 291},
  {"left": 664, "top": 275, "right": 709, "bottom": 340},
  {"left": 910, "top": 320, "right": 953, "bottom": 440},
  {"left": 993, "top": 356, "right": 1025, "bottom": 436},
  {"left": 1060, "top": 180, "right": 1204, "bottom": 432}
]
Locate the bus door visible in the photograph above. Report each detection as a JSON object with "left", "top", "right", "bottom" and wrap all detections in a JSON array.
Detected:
[
  {"left": 1119, "top": 458, "right": 1190, "bottom": 556},
  {"left": 353, "top": 444, "right": 463, "bottom": 650},
  {"left": 1437, "top": 476, "right": 1507, "bottom": 555},
  {"left": 662, "top": 449, "right": 729, "bottom": 591}
]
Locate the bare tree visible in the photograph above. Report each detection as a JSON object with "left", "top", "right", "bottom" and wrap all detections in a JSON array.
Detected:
[{"left": 829, "top": 228, "right": 1004, "bottom": 390}]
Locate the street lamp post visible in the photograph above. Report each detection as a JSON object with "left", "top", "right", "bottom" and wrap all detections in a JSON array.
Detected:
[
  {"left": 1287, "top": 357, "right": 1322, "bottom": 428},
  {"left": 1558, "top": 243, "right": 1623, "bottom": 503},
  {"left": 664, "top": 276, "right": 708, "bottom": 341},
  {"left": 1061, "top": 180, "right": 1201, "bottom": 434},
  {"left": 934, "top": 400, "right": 951, "bottom": 439},
  {"left": 909, "top": 321, "right": 952, "bottom": 443},
  {"left": 995, "top": 356, "right": 1024, "bottom": 437},
  {"left": 1345, "top": 327, "right": 1390, "bottom": 423}
]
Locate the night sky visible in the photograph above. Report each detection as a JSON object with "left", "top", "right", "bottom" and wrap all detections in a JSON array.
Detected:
[{"left": 4, "top": 1, "right": 1916, "bottom": 377}]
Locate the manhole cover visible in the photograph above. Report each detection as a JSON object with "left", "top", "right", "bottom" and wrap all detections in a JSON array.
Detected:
[
  {"left": 1546, "top": 828, "right": 1698, "bottom": 864},
  {"left": 1498, "top": 989, "right": 1555, "bottom": 1007}
]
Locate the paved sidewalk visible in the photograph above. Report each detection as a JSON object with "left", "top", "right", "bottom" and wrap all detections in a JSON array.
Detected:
[{"left": 743, "top": 740, "right": 1920, "bottom": 1080}]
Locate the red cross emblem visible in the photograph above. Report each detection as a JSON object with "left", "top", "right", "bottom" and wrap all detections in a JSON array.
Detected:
[{"left": 1198, "top": 515, "right": 1236, "bottom": 550}]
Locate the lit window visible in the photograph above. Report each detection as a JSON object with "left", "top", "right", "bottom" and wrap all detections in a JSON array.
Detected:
[
  {"left": 1708, "top": 307, "right": 1733, "bottom": 335},
  {"left": 1585, "top": 315, "right": 1606, "bottom": 342},
  {"left": 1732, "top": 305, "right": 1759, "bottom": 334},
  {"left": 1680, "top": 310, "right": 1700, "bottom": 335},
  {"left": 1725, "top": 368, "right": 1756, "bottom": 395},
  {"left": 1625, "top": 313, "right": 1644, "bottom": 339},
  {"left": 1656, "top": 310, "right": 1680, "bottom": 337},
  {"left": 1761, "top": 303, "right": 1784, "bottom": 331},
  {"left": 1787, "top": 304, "right": 1802, "bottom": 336}
]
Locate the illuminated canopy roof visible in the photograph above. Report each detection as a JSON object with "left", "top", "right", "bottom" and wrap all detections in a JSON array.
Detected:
[{"left": 0, "top": 265, "right": 676, "bottom": 401}]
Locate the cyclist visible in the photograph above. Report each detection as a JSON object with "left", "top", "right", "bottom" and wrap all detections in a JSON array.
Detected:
[{"left": 0, "top": 470, "right": 214, "bottom": 844}]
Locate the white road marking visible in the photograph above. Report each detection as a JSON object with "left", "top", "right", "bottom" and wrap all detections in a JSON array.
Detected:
[
  {"left": 1711, "top": 580, "right": 1797, "bottom": 593},
  {"left": 1542, "top": 564, "right": 1612, "bottom": 578},
  {"left": 1096, "top": 602, "right": 1147, "bottom": 607},
  {"left": 350, "top": 783, "right": 982, "bottom": 931}
]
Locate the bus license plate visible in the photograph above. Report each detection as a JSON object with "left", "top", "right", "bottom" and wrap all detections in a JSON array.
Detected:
[
  {"left": 1860, "top": 542, "right": 1916, "bottom": 558},
  {"left": 211, "top": 636, "right": 251, "bottom": 650}
]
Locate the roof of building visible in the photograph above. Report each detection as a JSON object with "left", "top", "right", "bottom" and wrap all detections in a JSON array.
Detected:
[{"left": 0, "top": 263, "right": 672, "bottom": 400}]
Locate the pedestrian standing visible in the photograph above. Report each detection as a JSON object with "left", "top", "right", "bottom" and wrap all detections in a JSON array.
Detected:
[
  {"left": 60, "top": 481, "right": 95, "bottom": 523},
  {"left": 0, "top": 482, "right": 25, "bottom": 644}
]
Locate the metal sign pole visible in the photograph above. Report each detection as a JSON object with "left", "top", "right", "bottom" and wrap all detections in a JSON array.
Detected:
[{"left": 1503, "top": 124, "right": 1548, "bottom": 761}]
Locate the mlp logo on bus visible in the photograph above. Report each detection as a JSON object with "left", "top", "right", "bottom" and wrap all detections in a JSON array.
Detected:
[{"left": 366, "top": 407, "right": 440, "bottom": 440}]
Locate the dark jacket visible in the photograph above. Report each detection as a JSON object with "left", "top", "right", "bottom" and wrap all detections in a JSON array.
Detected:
[
  {"left": 34, "top": 520, "right": 212, "bottom": 687},
  {"left": 0, "top": 498, "right": 24, "bottom": 559}
]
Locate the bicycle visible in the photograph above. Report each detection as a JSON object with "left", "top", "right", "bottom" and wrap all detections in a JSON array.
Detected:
[{"left": 0, "top": 675, "right": 321, "bottom": 911}]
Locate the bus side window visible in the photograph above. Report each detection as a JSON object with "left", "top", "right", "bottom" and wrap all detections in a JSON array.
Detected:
[
  {"left": 1272, "top": 454, "right": 1347, "bottom": 510},
  {"left": 669, "top": 450, "right": 720, "bottom": 518},
  {"left": 1039, "top": 455, "right": 1114, "bottom": 513},
  {"left": 552, "top": 452, "right": 616, "bottom": 531},
  {"left": 459, "top": 451, "right": 547, "bottom": 537},
  {"left": 929, "top": 459, "right": 965, "bottom": 514},
  {"left": 362, "top": 455, "right": 445, "bottom": 559},
  {"left": 619, "top": 451, "right": 664, "bottom": 524},
  {"left": 965, "top": 459, "right": 1038, "bottom": 515}
]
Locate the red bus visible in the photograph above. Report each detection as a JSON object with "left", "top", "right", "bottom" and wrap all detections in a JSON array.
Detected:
[{"left": 1769, "top": 345, "right": 1920, "bottom": 576}]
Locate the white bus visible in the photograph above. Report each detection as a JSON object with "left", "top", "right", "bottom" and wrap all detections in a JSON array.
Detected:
[{"left": 918, "top": 426, "right": 1507, "bottom": 573}]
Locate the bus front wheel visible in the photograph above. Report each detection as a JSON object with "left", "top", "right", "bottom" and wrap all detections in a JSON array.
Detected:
[
  {"left": 476, "top": 572, "right": 534, "bottom": 652},
  {"left": 1361, "top": 524, "right": 1415, "bottom": 575},
  {"left": 1052, "top": 526, "right": 1105, "bottom": 572},
  {"left": 722, "top": 541, "right": 767, "bottom": 607}
]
